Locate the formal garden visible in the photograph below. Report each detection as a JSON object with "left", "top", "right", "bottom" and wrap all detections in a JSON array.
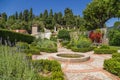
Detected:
[{"left": 0, "top": 0, "right": 120, "bottom": 80}]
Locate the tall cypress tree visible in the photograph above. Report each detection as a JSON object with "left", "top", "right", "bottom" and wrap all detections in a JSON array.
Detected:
[
  {"left": 0, "top": 13, "right": 1, "bottom": 18},
  {"left": 19, "top": 12, "right": 23, "bottom": 20},
  {"left": 39, "top": 13, "right": 43, "bottom": 18},
  {"left": 53, "top": 13, "right": 58, "bottom": 23},
  {"left": 15, "top": 12, "right": 18, "bottom": 20},
  {"left": 64, "top": 8, "right": 75, "bottom": 27},
  {"left": 29, "top": 8, "right": 33, "bottom": 20},
  {"left": 57, "top": 12, "right": 63, "bottom": 25},
  {"left": 49, "top": 9, "right": 53, "bottom": 19},
  {"left": 43, "top": 9, "right": 48, "bottom": 20},
  {"left": 23, "top": 9, "right": 29, "bottom": 22}
]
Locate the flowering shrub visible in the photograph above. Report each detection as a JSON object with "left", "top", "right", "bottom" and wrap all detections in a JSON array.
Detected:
[{"left": 89, "top": 30, "right": 103, "bottom": 43}]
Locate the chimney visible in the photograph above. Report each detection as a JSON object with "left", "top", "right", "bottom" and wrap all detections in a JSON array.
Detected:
[{"left": 32, "top": 24, "right": 38, "bottom": 35}]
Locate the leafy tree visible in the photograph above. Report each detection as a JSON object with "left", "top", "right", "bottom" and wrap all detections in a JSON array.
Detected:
[
  {"left": 114, "top": 21, "right": 120, "bottom": 28},
  {"left": 9, "top": 15, "right": 15, "bottom": 20},
  {"left": 11, "top": 20, "right": 21, "bottom": 29},
  {"left": 75, "top": 15, "right": 85, "bottom": 29},
  {"left": 0, "top": 19, "right": 6, "bottom": 29},
  {"left": 32, "top": 18, "right": 45, "bottom": 32},
  {"left": 0, "top": 13, "right": 6, "bottom": 28},
  {"left": 1, "top": 12, "right": 7, "bottom": 21},
  {"left": 108, "top": 29, "right": 120, "bottom": 46},
  {"left": 0, "top": 8, "right": 91, "bottom": 31},
  {"left": 6, "top": 18, "right": 15, "bottom": 29},
  {"left": 83, "top": 0, "right": 120, "bottom": 30}
]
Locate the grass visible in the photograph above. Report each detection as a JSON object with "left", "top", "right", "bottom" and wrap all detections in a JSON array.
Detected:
[{"left": 110, "top": 46, "right": 120, "bottom": 50}]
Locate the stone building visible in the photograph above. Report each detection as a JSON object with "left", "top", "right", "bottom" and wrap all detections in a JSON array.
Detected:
[{"left": 31, "top": 24, "right": 52, "bottom": 39}]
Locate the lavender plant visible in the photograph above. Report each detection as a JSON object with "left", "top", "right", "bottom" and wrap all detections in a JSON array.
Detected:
[{"left": 0, "top": 45, "right": 40, "bottom": 80}]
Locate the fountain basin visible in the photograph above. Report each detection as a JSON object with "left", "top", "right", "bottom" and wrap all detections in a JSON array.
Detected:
[{"left": 52, "top": 53, "right": 90, "bottom": 63}]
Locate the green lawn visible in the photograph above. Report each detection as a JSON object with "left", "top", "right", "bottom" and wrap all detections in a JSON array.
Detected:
[{"left": 110, "top": 46, "right": 120, "bottom": 50}]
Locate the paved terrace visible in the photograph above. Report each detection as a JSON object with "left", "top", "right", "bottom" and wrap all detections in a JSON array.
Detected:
[{"left": 32, "top": 48, "right": 120, "bottom": 80}]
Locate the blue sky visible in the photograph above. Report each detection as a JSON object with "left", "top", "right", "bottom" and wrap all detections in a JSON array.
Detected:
[{"left": 0, "top": 0, "right": 119, "bottom": 27}]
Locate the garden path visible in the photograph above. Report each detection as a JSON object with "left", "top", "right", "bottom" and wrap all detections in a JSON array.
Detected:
[{"left": 32, "top": 48, "right": 120, "bottom": 80}]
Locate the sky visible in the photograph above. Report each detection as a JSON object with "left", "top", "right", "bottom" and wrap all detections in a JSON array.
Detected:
[{"left": 0, "top": 0, "right": 119, "bottom": 27}]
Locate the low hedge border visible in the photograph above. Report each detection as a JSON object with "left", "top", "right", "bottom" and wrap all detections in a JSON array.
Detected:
[
  {"left": 0, "top": 29, "right": 35, "bottom": 44},
  {"left": 104, "top": 53, "right": 120, "bottom": 77},
  {"left": 71, "top": 47, "right": 94, "bottom": 52},
  {"left": 61, "top": 40, "right": 70, "bottom": 46},
  {"left": 40, "top": 48, "right": 57, "bottom": 53},
  {"left": 32, "top": 59, "right": 64, "bottom": 80},
  {"left": 112, "top": 53, "right": 120, "bottom": 58},
  {"left": 24, "top": 49, "right": 40, "bottom": 55},
  {"left": 94, "top": 49, "right": 117, "bottom": 54},
  {"left": 104, "top": 58, "right": 120, "bottom": 77}
]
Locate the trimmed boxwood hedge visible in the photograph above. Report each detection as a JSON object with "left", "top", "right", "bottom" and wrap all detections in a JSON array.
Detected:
[
  {"left": 94, "top": 49, "right": 117, "bottom": 54},
  {"left": 112, "top": 53, "right": 120, "bottom": 58},
  {"left": 61, "top": 40, "right": 70, "bottom": 46},
  {"left": 32, "top": 59, "right": 64, "bottom": 80},
  {"left": 104, "top": 58, "right": 120, "bottom": 77},
  {"left": 104, "top": 53, "right": 120, "bottom": 77},
  {"left": 0, "top": 29, "right": 35, "bottom": 44},
  {"left": 39, "top": 48, "right": 57, "bottom": 53},
  {"left": 24, "top": 49, "right": 40, "bottom": 55},
  {"left": 71, "top": 47, "right": 94, "bottom": 52},
  {"left": 16, "top": 42, "right": 40, "bottom": 55}
]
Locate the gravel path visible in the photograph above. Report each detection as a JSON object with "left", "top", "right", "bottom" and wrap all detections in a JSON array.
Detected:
[{"left": 32, "top": 48, "right": 120, "bottom": 80}]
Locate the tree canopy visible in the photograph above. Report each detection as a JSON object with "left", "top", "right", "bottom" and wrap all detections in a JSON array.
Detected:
[
  {"left": 83, "top": 0, "right": 120, "bottom": 30},
  {"left": 0, "top": 8, "right": 85, "bottom": 32}
]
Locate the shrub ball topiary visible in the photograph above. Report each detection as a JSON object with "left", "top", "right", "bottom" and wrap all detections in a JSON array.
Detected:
[{"left": 57, "top": 29, "right": 70, "bottom": 41}]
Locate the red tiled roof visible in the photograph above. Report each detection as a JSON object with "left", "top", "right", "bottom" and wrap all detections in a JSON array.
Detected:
[{"left": 13, "top": 29, "right": 28, "bottom": 34}]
